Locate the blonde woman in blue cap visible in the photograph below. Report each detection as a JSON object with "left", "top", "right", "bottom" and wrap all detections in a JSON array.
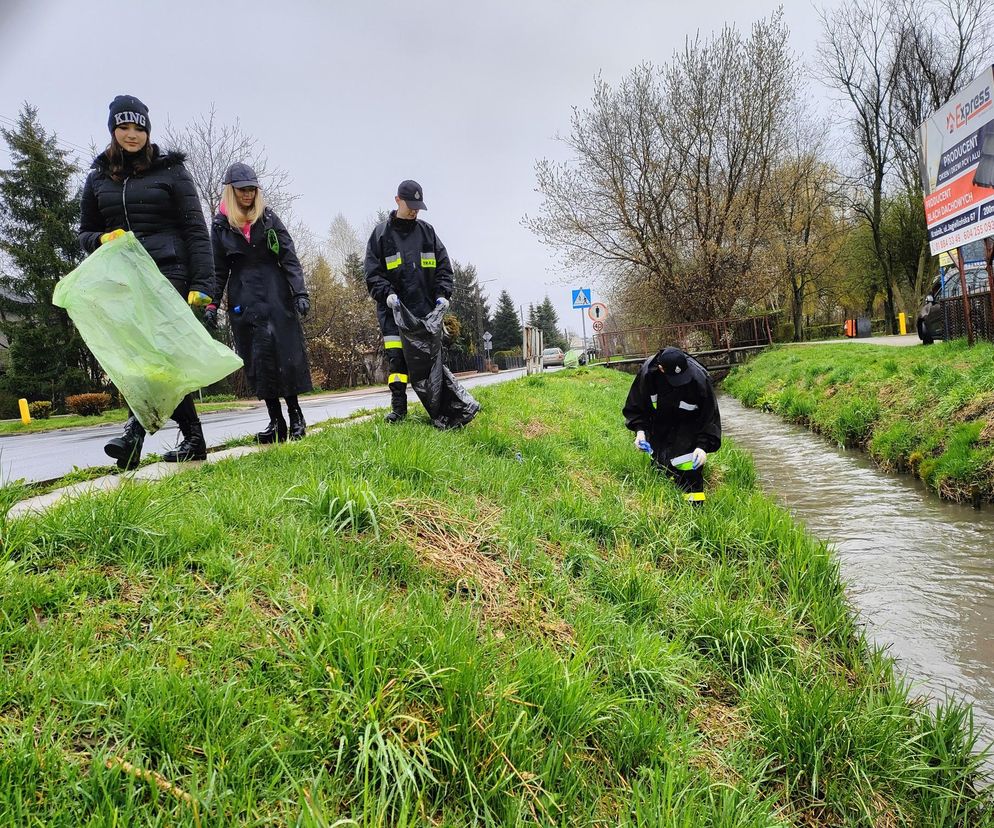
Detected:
[{"left": 207, "top": 163, "right": 312, "bottom": 442}]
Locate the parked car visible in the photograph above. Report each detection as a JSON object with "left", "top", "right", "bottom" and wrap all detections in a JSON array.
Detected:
[
  {"left": 916, "top": 265, "right": 991, "bottom": 344},
  {"left": 541, "top": 347, "right": 564, "bottom": 368}
]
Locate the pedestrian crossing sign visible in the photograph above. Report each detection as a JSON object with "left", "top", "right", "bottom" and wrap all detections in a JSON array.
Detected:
[{"left": 571, "top": 288, "right": 591, "bottom": 308}]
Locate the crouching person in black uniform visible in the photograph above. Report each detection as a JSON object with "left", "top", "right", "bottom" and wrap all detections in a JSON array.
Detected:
[{"left": 623, "top": 347, "right": 721, "bottom": 503}]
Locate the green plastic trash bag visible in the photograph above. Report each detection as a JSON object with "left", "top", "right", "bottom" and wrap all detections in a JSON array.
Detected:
[
  {"left": 53, "top": 232, "right": 243, "bottom": 433},
  {"left": 564, "top": 349, "right": 584, "bottom": 369}
]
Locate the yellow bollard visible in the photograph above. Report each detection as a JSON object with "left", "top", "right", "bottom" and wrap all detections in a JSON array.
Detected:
[
  {"left": 898, "top": 312, "right": 907, "bottom": 335},
  {"left": 18, "top": 398, "right": 31, "bottom": 425}
]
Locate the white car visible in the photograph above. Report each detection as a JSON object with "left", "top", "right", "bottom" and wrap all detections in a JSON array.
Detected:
[{"left": 541, "top": 347, "right": 565, "bottom": 368}]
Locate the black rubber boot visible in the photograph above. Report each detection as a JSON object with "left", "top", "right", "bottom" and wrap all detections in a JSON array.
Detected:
[
  {"left": 104, "top": 415, "right": 145, "bottom": 470},
  {"left": 286, "top": 398, "right": 306, "bottom": 440},
  {"left": 384, "top": 382, "right": 408, "bottom": 423},
  {"left": 257, "top": 397, "right": 288, "bottom": 443},
  {"left": 257, "top": 418, "right": 288, "bottom": 444},
  {"left": 163, "top": 398, "right": 208, "bottom": 462}
]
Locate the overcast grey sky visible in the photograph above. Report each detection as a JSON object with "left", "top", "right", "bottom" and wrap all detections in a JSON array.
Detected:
[{"left": 1, "top": 0, "right": 835, "bottom": 331}]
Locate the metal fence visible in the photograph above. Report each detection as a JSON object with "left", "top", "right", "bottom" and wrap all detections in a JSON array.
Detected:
[
  {"left": 442, "top": 350, "right": 525, "bottom": 373},
  {"left": 595, "top": 315, "right": 775, "bottom": 362},
  {"left": 443, "top": 351, "right": 486, "bottom": 374},
  {"left": 939, "top": 291, "right": 994, "bottom": 342}
]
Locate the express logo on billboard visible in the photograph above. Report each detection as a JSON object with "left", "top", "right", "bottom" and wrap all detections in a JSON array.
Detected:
[{"left": 947, "top": 86, "right": 993, "bottom": 132}]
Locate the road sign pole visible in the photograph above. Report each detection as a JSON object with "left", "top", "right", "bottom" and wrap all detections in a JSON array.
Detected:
[{"left": 581, "top": 310, "right": 587, "bottom": 352}]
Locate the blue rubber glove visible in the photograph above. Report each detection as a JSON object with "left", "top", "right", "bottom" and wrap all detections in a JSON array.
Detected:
[
  {"left": 436, "top": 297, "right": 450, "bottom": 311},
  {"left": 386, "top": 294, "right": 400, "bottom": 310},
  {"left": 691, "top": 448, "right": 707, "bottom": 469},
  {"left": 634, "top": 430, "right": 652, "bottom": 453}
]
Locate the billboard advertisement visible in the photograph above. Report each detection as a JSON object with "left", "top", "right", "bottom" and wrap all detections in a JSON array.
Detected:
[{"left": 919, "top": 65, "right": 994, "bottom": 255}]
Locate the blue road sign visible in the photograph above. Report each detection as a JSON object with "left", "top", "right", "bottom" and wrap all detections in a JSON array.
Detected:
[{"left": 571, "top": 288, "right": 591, "bottom": 308}]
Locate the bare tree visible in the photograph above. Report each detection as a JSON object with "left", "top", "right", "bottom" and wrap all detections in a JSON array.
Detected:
[
  {"left": 818, "top": 0, "right": 990, "bottom": 325},
  {"left": 162, "top": 104, "right": 298, "bottom": 221},
  {"left": 818, "top": 0, "right": 906, "bottom": 327},
  {"left": 326, "top": 212, "right": 364, "bottom": 277},
  {"left": 526, "top": 11, "right": 797, "bottom": 325},
  {"left": 764, "top": 107, "right": 849, "bottom": 340},
  {"left": 891, "top": 0, "right": 991, "bottom": 302}
]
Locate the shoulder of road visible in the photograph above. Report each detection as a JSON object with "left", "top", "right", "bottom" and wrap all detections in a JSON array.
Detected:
[{"left": 0, "top": 370, "right": 492, "bottom": 437}]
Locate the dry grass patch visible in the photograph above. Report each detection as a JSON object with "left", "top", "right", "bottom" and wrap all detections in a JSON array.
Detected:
[
  {"left": 522, "top": 419, "right": 553, "bottom": 439},
  {"left": 393, "top": 498, "right": 574, "bottom": 646},
  {"left": 691, "top": 698, "right": 748, "bottom": 752},
  {"left": 952, "top": 392, "right": 994, "bottom": 427}
]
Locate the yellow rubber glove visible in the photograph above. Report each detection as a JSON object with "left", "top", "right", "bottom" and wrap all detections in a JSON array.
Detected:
[
  {"left": 99, "top": 229, "right": 126, "bottom": 244},
  {"left": 187, "top": 291, "right": 212, "bottom": 307}
]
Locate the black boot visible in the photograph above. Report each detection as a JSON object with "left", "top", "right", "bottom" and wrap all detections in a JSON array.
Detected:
[
  {"left": 163, "top": 418, "right": 207, "bottom": 462},
  {"left": 104, "top": 415, "right": 145, "bottom": 470},
  {"left": 385, "top": 382, "right": 408, "bottom": 423},
  {"left": 257, "top": 397, "right": 288, "bottom": 443},
  {"left": 256, "top": 418, "right": 288, "bottom": 444},
  {"left": 286, "top": 398, "right": 306, "bottom": 440}
]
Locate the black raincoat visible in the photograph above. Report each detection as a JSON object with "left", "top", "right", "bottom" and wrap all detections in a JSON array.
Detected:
[
  {"left": 622, "top": 350, "right": 721, "bottom": 467},
  {"left": 364, "top": 211, "right": 453, "bottom": 336},
  {"left": 211, "top": 208, "right": 312, "bottom": 398},
  {"left": 392, "top": 300, "right": 480, "bottom": 429}
]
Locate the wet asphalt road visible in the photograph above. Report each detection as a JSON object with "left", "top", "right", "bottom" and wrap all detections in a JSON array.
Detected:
[{"left": 0, "top": 369, "right": 526, "bottom": 485}]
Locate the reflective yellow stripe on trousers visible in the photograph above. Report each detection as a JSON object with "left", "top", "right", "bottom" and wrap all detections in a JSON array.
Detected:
[
  {"left": 388, "top": 373, "right": 408, "bottom": 385},
  {"left": 384, "top": 336, "right": 403, "bottom": 350},
  {"left": 684, "top": 492, "right": 706, "bottom": 502}
]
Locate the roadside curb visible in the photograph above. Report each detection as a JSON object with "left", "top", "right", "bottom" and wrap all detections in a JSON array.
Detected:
[{"left": 7, "top": 414, "right": 376, "bottom": 520}]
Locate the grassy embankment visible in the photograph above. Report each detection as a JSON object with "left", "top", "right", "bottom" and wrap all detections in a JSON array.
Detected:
[
  {"left": 0, "top": 369, "right": 990, "bottom": 826},
  {"left": 0, "top": 402, "right": 252, "bottom": 436},
  {"left": 724, "top": 340, "right": 994, "bottom": 504}
]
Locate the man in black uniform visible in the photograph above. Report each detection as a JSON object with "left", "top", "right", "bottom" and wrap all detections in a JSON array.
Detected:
[
  {"left": 622, "top": 346, "right": 721, "bottom": 503},
  {"left": 364, "top": 180, "right": 454, "bottom": 422}
]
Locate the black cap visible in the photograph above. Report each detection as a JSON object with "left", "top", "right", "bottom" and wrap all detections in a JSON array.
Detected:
[
  {"left": 108, "top": 95, "right": 150, "bottom": 134},
  {"left": 223, "top": 162, "right": 260, "bottom": 189},
  {"left": 658, "top": 347, "right": 693, "bottom": 386},
  {"left": 397, "top": 179, "right": 427, "bottom": 210}
]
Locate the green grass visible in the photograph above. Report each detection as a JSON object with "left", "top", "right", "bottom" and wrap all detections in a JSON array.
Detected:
[
  {"left": 725, "top": 341, "right": 994, "bottom": 503},
  {"left": 0, "top": 402, "right": 253, "bottom": 435},
  {"left": 0, "top": 368, "right": 989, "bottom": 825}
]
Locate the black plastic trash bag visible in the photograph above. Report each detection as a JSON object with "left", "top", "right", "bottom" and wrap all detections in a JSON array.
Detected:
[{"left": 392, "top": 300, "right": 481, "bottom": 429}]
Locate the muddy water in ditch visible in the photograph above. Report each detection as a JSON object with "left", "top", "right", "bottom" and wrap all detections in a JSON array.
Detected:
[{"left": 720, "top": 395, "right": 994, "bottom": 740}]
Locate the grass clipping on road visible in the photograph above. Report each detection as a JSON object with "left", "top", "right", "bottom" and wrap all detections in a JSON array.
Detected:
[
  {"left": 0, "top": 369, "right": 990, "bottom": 826},
  {"left": 725, "top": 340, "right": 994, "bottom": 504}
]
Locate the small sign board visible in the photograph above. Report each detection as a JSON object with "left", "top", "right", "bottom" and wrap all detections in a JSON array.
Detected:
[
  {"left": 483, "top": 331, "right": 492, "bottom": 342},
  {"left": 591, "top": 319, "right": 604, "bottom": 333},
  {"left": 588, "top": 302, "right": 607, "bottom": 321},
  {"left": 571, "top": 288, "right": 591, "bottom": 308}
]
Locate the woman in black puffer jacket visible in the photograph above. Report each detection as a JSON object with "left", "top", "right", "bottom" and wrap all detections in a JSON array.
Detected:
[{"left": 79, "top": 94, "right": 214, "bottom": 469}]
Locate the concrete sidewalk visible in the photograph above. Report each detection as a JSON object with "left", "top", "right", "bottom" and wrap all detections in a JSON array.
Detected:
[{"left": 796, "top": 334, "right": 922, "bottom": 348}]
